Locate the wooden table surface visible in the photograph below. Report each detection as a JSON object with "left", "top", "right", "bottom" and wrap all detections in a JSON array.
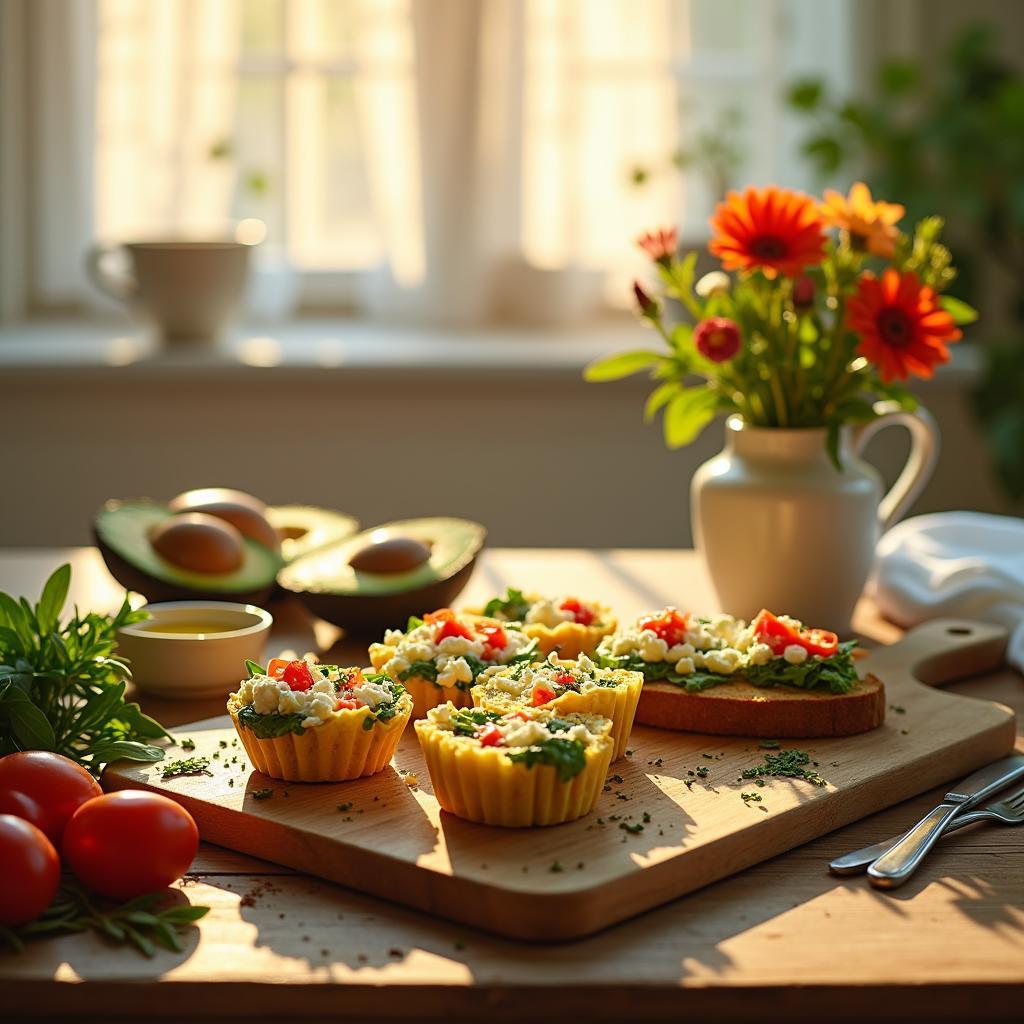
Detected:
[{"left": 2, "top": 547, "right": 1023, "bottom": 1024}]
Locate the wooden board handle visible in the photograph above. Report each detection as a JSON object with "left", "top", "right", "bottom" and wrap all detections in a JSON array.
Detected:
[{"left": 866, "top": 618, "right": 1008, "bottom": 688}]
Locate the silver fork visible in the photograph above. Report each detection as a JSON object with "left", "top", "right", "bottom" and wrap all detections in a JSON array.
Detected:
[{"left": 829, "top": 785, "right": 1024, "bottom": 876}]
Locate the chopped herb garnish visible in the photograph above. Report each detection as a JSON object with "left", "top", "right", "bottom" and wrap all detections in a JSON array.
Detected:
[
  {"left": 696, "top": 766, "right": 709, "bottom": 778},
  {"left": 741, "top": 792, "right": 763, "bottom": 805},
  {"left": 337, "top": 802, "right": 353, "bottom": 812},
  {"left": 179, "top": 738, "right": 196, "bottom": 751},
  {"left": 507, "top": 738, "right": 587, "bottom": 781},
  {"left": 549, "top": 860, "right": 564, "bottom": 873},
  {"left": 741, "top": 749, "right": 827, "bottom": 787},
  {"left": 160, "top": 756, "right": 211, "bottom": 780},
  {"left": 251, "top": 788, "right": 274, "bottom": 800},
  {"left": 620, "top": 821, "right": 644, "bottom": 834}
]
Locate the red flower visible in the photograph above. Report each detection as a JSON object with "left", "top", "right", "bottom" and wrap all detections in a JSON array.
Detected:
[
  {"left": 709, "top": 186, "right": 826, "bottom": 279},
  {"left": 636, "top": 227, "right": 678, "bottom": 264},
  {"left": 846, "top": 268, "right": 962, "bottom": 383},
  {"left": 694, "top": 317, "right": 742, "bottom": 362}
]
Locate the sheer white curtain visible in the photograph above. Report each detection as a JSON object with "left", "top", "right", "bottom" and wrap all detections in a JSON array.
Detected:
[{"left": 20, "top": 0, "right": 855, "bottom": 325}]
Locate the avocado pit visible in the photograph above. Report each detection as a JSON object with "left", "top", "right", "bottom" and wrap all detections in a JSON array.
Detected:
[
  {"left": 169, "top": 488, "right": 280, "bottom": 552},
  {"left": 150, "top": 513, "right": 246, "bottom": 574},
  {"left": 349, "top": 536, "right": 432, "bottom": 575}
]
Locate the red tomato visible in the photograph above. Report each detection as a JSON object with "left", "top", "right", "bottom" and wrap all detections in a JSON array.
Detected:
[
  {"left": 335, "top": 696, "right": 359, "bottom": 710},
  {"left": 477, "top": 723, "right": 503, "bottom": 747},
  {"left": 478, "top": 623, "right": 508, "bottom": 654},
  {"left": 0, "top": 751, "right": 102, "bottom": 846},
  {"left": 752, "top": 609, "right": 838, "bottom": 657},
  {"left": 423, "top": 608, "right": 455, "bottom": 624},
  {"left": 62, "top": 792, "right": 199, "bottom": 901},
  {"left": 531, "top": 686, "right": 556, "bottom": 707},
  {"left": 560, "top": 598, "right": 595, "bottom": 626},
  {"left": 434, "top": 618, "right": 475, "bottom": 644},
  {"left": 554, "top": 672, "right": 575, "bottom": 686},
  {"left": 0, "top": 815, "right": 60, "bottom": 926},
  {"left": 639, "top": 607, "right": 690, "bottom": 646},
  {"left": 281, "top": 660, "right": 315, "bottom": 691}
]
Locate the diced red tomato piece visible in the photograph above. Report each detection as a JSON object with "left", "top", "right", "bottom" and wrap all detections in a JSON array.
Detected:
[
  {"left": 338, "top": 668, "right": 363, "bottom": 690},
  {"left": 751, "top": 609, "right": 838, "bottom": 657},
  {"left": 435, "top": 618, "right": 475, "bottom": 644},
  {"left": 554, "top": 672, "right": 575, "bottom": 686},
  {"left": 512, "top": 710, "right": 530, "bottom": 721},
  {"left": 639, "top": 607, "right": 690, "bottom": 646},
  {"left": 531, "top": 685, "right": 556, "bottom": 707},
  {"left": 281, "top": 660, "right": 315, "bottom": 691},
  {"left": 477, "top": 723, "right": 503, "bottom": 747},
  {"left": 559, "top": 598, "right": 595, "bottom": 626},
  {"left": 478, "top": 623, "right": 508, "bottom": 654},
  {"left": 267, "top": 658, "right": 289, "bottom": 678},
  {"left": 335, "top": 696, "right": 359, "bottom": 710},
  {"left": 424, "top": 608, "right": 455, "bottom": 624}
]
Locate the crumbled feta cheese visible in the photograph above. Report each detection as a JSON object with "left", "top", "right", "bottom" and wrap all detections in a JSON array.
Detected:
[
  {"left": 639, "top": 635, "right": 669, "bottom": 662},
  {"left": 352, "top": 680, "right": 393, "bottom": 709},
  {"left": 383, "top": 629, "right": 405, "bottom": 645},
  {"left": 437, "top": 656, "right": 474, "bottom": 688},
  {"left": 748, "top": 642, "right": 774, "bottom": 666},
  {"left": 525, "top": 598, "right": 574, "bottom": 628},
  {"left": 611, "top": 634, "right": 638, "bottom": 656},
  {"left": 674, "top": 656, "right": 695, "bottom": 675},
  {"left": 783, "top": 644, "right": 808, "bottom": 665},
  {"left": 383, "top": 656, "right": 410, "bottom": 678},
  {"left": 437, "top": 634, "right": 482, "bottom": 657},
  {"left": 502, "top": 720, "right": 550, "bottom": 747}
]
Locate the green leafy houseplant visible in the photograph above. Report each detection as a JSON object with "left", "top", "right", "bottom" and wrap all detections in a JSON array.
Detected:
[
  {"left": 584, "top": 184, "right": 975, "bottom": 466},
  {"left": 0, "top": 564, "right": 169, "bottom": 773},
  {"left": 786, "top": 23, "right": 1024, "bottom": 499}
]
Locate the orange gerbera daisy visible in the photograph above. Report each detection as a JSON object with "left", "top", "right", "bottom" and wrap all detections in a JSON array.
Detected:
[
  {"left": 846, "top": 268, "right": 962, "bottom": 383},
  {"left": 709, "top": 186, "right": 826, "bottom": 279},
  {"left": 820, "top": 182, "right": 905, "bottom": 258}
]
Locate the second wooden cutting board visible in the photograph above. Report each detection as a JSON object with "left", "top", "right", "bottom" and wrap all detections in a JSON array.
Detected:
[{"left": 104, "top": 619, "right": 1016, "bottom": 940}]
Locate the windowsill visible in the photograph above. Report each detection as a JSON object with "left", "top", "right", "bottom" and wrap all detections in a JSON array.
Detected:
[
  {"left": 0, "top": 316, "right": 984, "bottom": 386},
  {"left": 0, "top": 317, "right": 642, "bottom": 378}
]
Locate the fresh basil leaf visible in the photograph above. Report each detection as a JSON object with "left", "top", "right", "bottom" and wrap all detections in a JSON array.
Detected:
[
  {"left": 450, "top": 708, "right": 500, "bottom": 736},
  {"left": 482, "top": 587, "right": 530, "bottom": 622},
  {"left": 36, "top": 564, "right": 71, "bottom": 636},
  {"left": 0, "top": 682, "right": 56, "bottom": 750},
  {"left": 245, "top": 659, "right": 265, "bottom": 678},
  {"left": 406, "top": 615, "right": 425, "bottom": 632}
]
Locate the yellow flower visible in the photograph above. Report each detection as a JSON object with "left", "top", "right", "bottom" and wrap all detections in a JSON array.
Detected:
[{"left": 820, "top": 182, "right": 905, "bottom": 258}]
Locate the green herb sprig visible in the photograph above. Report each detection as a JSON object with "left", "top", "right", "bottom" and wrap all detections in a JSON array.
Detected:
[
  {"left": 507, "top": 738, "right": 587, "bottom": 782},
  {"left": 0, "top": 879, "right": 208, "bottom": 957},
  {"left": 0, "top": 564, "right": 169, "bottom": 773}
]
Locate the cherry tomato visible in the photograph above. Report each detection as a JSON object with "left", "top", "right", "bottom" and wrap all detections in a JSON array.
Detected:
[
  {"left": 478, "top": 623, "right": 508, "bottom": 654},
  {"left": 477, "top": 723, "right": 503, "bottom": 747},
  {"left": 0, "top": 751, "right": 102, "bottom": 846},
  {"left": 560, "top": 598, "right": 595, "bottom": 626},
  {"left": 62, "top": 792, "right": 199, "bottom": 902},
  {"left": 531, "top": 686, "right": 556, "bottom": 707},
  {"left": 639, "top": 607, "right": 690, "bottom": 646},
  {"left": 280, "top": 660, "right": 315, "bottom": 691},
  {"left": 0, "top": 815, "right": 60, "bottom": 926},
  {"left": 752, "top": 609, "right": 838, "bottom": 657},
  {"left": 553, "top": 672, "right": 576, "bottom": 687}
]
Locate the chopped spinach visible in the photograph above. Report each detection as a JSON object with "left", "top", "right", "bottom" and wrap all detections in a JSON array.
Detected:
[
  {"left": 450, "top": 708, "right": 501, "bottom": 736},
  {"left": 507, "top": 738, "right": 587, "bottom": 782},
  {"left": 235, "top": 704, "right": 306, "bottom": 739}
]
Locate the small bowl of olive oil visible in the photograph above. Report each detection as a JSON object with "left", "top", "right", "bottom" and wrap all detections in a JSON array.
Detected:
[{"left": 118, "top": 601, "right": 273, "bottom": 699}]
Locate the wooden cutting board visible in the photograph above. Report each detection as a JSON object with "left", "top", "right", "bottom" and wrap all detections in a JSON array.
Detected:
[{"left": 104, "top": 619, "right": 1017, "bottom": 941}]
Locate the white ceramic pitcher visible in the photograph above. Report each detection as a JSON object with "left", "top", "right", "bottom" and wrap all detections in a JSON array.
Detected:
[{"left": 691, "top": 404, "right": 938, "bottom": 634}]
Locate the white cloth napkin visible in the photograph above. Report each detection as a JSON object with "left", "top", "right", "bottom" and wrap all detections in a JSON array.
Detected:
[{"left": 869, "top": 511, "right": 1024, "bottom": 672}]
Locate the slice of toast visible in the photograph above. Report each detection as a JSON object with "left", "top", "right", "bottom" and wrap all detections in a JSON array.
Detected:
[{"left": 635, "top": 673, "right": 885, "bottom": 738}]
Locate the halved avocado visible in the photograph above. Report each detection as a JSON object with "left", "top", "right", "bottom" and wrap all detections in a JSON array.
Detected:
[
  {"left": 264, "top": 505, "right": 359, "bottom": 562},
  {"left": 94, "top": 499, "right": 281, "bottom": 604},
  {"left": 277, "top": 517, "right": 485, "bottom": 635}
]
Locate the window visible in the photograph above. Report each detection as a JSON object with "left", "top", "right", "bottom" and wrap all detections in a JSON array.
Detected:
[{"left": 5, "top": 0, "right": 854, "bottom": 324}]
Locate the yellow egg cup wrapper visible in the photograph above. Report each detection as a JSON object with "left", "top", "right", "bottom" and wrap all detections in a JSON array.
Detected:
[
  {"left": 522, "top": 617, "right": 618, "bottom": 659},
  {"left": 415, "top": 717, "right": 614, "bottom": 827},
  {"left": 471, "top": 669, "right": 642, "bottom": 761},
  {"left": 228, "top": 693, "right": 413, "bottom": 783}
]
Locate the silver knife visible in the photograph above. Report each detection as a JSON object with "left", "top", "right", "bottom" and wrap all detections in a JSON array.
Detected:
[{"left": 828, "top": 754, "right": 1024, "bottom": 881}]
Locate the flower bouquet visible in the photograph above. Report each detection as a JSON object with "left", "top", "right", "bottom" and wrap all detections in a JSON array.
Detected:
[
  {"left": 585, "top": 183, "right": 978, "bottom": 631},
  {"left": 585, "top": 183, "right": 976, "bottom": 465}
]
